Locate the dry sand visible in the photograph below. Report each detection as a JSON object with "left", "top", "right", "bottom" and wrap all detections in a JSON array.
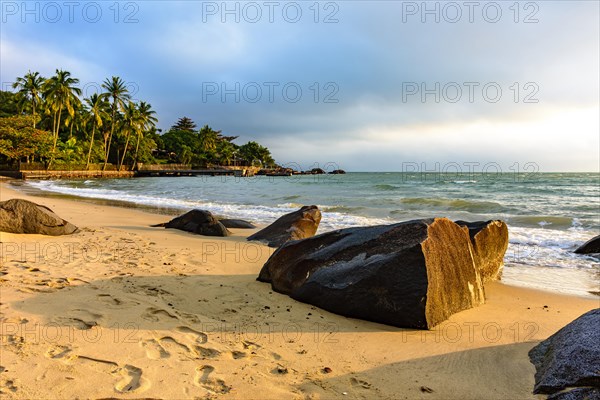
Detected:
[{"left": 0, "top": 182, "right": 598, "bottom": 399}]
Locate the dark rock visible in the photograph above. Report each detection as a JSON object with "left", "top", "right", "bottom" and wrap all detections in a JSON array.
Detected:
[
  {"left": 574, "top": 235, "right": 600, "bottom": 254},
  {"left": 529, "top": 308, "right": 600, "bottom": 395},
  {"left": 455, "top": 220, "right": 509, "bottom": 282},
  {"left": 161, "top": 209, "right": 230, "bottom": 236},
  {"left": 219, "top": 219, "right": 256, "bottom": 229},
  {"left": 0, "top": 198, "right": 78, "bottom": 235},
  {"left": 257, "top": 218, "right": 484, "bottom": 329},
  {"left": 329, "top": 169, "right": 346, "bottom": 174},
  {"left": 548, "top": 387, "right": 600, "bottom": 400},
  {"left": 247, "top": 205, "right": 321, "bottom": 248}
]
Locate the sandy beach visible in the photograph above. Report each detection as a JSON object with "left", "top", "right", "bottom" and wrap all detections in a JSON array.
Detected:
[{"left": 0, "top": 182, "right": 598, "bottom": 399}]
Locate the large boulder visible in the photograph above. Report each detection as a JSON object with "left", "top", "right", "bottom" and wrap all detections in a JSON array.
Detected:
[
  {"left": 0, "top": 198, "right": 78, "bottom": 236},
  {"left": 455, "top": 220, "right": 508, "bottom": 282},
  {"left": 574, "top": 235, "right": 600, "bottom": 254},
  {"left": 529, "top": 309, "right": 600, "bottom": 397},
  {"left": 258, "top": 218, "right": 485, "bottom": 329},
  {"left": 219, "top": 219, "right": 256, "bottom": 229},
  {"left": 247, "top": 205, "right": 321, "bottom": 248},
  {"left": 160, "top": 210, "right": 230, "bottom": 237}
]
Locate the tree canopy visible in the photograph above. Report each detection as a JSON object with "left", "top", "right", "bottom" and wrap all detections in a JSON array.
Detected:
[{"left": 0, "top": 69, "right": 277, "bottom": 169}]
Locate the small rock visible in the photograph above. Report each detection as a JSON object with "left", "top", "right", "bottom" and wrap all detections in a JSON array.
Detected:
[{"left": 273, "top": 365, "right": 288, "bottom": 375}]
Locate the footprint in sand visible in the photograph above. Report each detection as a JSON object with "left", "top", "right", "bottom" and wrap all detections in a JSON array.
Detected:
[
  {"left": 242, "top": 340, "right": 261, "bottom": 351},
  {"left": 55, "top": 317, "right": 97, "bottom": 330},
  {"left": 54, "top": 353, "right": 147, "bottom": 393},
  {"left": 175, "top": 326, "right": 208, "bottom": 344},
  {"left": 159, "top": 336, "right": 192, "bottom": 357},
  {"left": 1, "top": 335, "right": 25, "bottom": 355},
  {"left": 113, "top": 364, "right": 149, "bottom": 393},
  {"left": 231, "top": 351, "right": 246, "bottom": 359},
  {"left": 192, "top": 345, "right": 221, "bottom": 359},
  {"left": 350, "top": 377, "right": 372, "bottom": 389},
  {"left": 45, "top": 345, "right": 72, "bottom": 360},
  {"left": 0, "top": 378, "right": 18, "bottom": 393},
  {"left": 141, "top": 307, "right": 179, "bottom": 322},
  {"left": 140, "top": 339, "right": 170, "bottom": 360},
  {"left": 97, "top": 294, "right": 140, "bottom": 308},
  {"left": 53, "top": 309, "right": 101, "bottom": 330},
  {"left": 194, "top": 365, "right": 231, "bottom": 394}
]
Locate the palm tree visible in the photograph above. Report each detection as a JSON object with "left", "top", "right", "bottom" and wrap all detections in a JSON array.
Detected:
[
  {"left": 84, "top": 93, "right": 108, "bottom": 169},
  {"left": 43, "top": 69, "right": 82, "bottom": 164},
  {"left": 101, "top": 76, "right": 130, "bottom": 170},
  {"left": 118, "top": 101, "right": 141, "bottom": 170},
  {"left": 64, "top": 100, "right": 83, "bottom": 139},
  {"left": 132, "top": 101, "right": 158, "bottom": 166},
  {"left": 13, "top": 71, "right": 44, "bottom": 128},
  {"left": 198, "top": 125, "right": 219, "bottom": 152}
]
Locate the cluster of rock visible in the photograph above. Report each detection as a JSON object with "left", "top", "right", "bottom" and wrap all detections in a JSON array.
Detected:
[
  {"left": 256, "top": 168, "right": 346, "bottom": 176},
  {"left": 148, "top": 203, "right": 513, "bottom": 329},
  {"left": 6, "top": 195, "right": 595, "bottom": 333},
  {"left": 151, "top": 210, "right": 256, "bottom": 236},
  {"left": 529, "top": 309, "right": 600, "bottom": 400}
]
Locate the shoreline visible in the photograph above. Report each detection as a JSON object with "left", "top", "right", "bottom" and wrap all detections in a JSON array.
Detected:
[
  {"left": 0, "top": 182, "right": 599, "bottom": 398},
  {"left": 5, "top": 179, "right": 599, "bottom": 299}
]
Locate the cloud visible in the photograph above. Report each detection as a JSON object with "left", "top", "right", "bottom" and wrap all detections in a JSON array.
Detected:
[{"left": 1, "top": 1, "right": 598, "bottom": 171}]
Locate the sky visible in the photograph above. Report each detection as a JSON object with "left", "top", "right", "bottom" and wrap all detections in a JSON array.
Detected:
[{"left": 1, "top": 1, "right": 599, "bottom": 172}]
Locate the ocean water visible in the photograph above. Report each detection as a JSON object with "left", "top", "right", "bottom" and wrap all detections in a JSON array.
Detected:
[{"left": 20, "top": 172, "right": 600, "bottom": 297}]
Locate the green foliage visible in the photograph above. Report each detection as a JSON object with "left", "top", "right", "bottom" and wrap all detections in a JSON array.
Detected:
[
  {"left": 171, "top": 117, "right": 197, "bottom": 132},
  {"left": 157, "top": 123, "right": 275, "bottom": 167},
  {"left": 13, "top": 71, "right": 44, "bottom": 126},
  {"left": 4, "top": 69, "right": 277, "bottom": 170},
  {"left": 57, "top": 137, "right": 83, "bottom": 163},
  {"left": 238, "top": 141, "right": 275, "bottom": 167},
  {"left": 0, "top": 91, "right": 21, "bottom": 118},
  {"left": 0, "top": 116, "right": 53, "bottom": 162}
]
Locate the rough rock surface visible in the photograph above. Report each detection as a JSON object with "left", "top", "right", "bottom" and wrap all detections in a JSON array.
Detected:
[
  {"left": 219, "top": 219, "right": 256, "bottom": 229},
  {"left": 529, "top": 309, "right": 600, "bottom": 397},
  {"left": 574, "top": 235, "right": 600, "bottom": 254},
  {"left": 159, "top": 210, "right": 230, "bottom": 237},
  {"left": 247, "top": 205, "right": 321, "bottom": 248},
  {"left": 258, "top": 218, "right": 485, "bottom": 329},
  {"left": 455, "top": 220, "right": 509, "bottom": 281},
  {"left": 0, "top": 198, "right": 78, "bottom": 235},
  {"left": 547, "top": 387, "right": 600, "bottom": 400}
]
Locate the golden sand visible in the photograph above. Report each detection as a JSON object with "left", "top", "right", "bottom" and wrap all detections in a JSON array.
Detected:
[{"left": 0, "top": 182, "right": 597, "bottom": 399}]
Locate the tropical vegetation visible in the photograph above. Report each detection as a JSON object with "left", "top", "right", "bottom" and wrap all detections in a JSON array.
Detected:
[{"left": 0, "top": 69, "right": 276, "bottom": 170}]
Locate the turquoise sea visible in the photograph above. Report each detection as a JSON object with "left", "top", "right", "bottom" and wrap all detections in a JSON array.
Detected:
[{"left": 18, "top": 172, "right": 600, "bottom": 297}]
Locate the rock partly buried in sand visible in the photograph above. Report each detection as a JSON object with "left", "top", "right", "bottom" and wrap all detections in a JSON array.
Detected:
[
  {"left": 455, "top": 220, "right": 508, "bottom": 282},
  {"left": 528, "top": 308, "right": 600, "bottom": 398},
  {"left": 574, "top": 235, "right": 600, "bottom": 254},
  {"left": 0, "top": 198, "right": 78, "bottom": 236},
  {"left": 160, "top": 209, "right": 230, "bottom": 237},
  {"left": 247, "top": 205, "right": 321, "bottom": 248},
  {"left": 219, "top": 219, "right": 256, "bottom": 229},
  {"left": 258, "top": 218, "right": 485, "bottom": 329}
]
